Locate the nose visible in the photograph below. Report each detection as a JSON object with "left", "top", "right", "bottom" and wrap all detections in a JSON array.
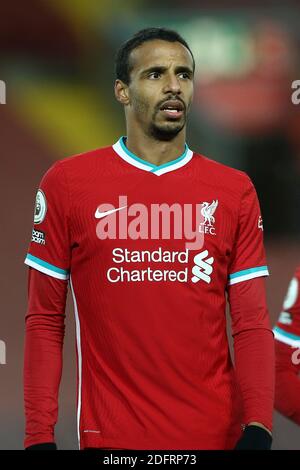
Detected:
[{"left": 163, "top": 73, "right": 182, "bottom": 94}]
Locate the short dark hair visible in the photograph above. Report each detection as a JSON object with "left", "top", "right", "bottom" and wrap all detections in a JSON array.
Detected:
[{"left": 115, "top": 27, "right": 195, "bottom": 85}]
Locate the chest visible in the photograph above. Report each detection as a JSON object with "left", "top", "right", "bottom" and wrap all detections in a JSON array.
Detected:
[{"left": 69, "top": 174, "right": 238, "bottom": 275}]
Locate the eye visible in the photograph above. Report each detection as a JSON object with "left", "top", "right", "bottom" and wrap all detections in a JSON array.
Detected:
[
  {"left": 148, "top": 71, "right": 161, "bottom": 79},
  {"left": 179, "top": 72, "right": 191, "bottom": 80}
]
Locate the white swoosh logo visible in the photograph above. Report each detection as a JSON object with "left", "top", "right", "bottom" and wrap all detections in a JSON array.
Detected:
[{"left": 95, "top": 205, "right": 127, "bottom": 219}]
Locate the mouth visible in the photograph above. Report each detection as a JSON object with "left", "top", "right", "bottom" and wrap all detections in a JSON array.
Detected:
[{"left": 159, "top": 100, "right": 185, "bottom": 119}]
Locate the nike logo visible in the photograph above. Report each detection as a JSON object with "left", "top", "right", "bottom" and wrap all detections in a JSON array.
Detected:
[{"left": 95, "top": 205, "right": 127, "bottom": 219}]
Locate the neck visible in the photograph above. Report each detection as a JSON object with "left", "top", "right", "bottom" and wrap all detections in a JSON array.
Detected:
[{"left": 125, "top": 128, "right": 187, "bottom": 167}]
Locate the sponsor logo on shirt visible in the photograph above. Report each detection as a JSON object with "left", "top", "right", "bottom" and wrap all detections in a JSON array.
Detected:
[
  {"left": 106, "top": 247, "right": 214, "bottom": 284},
  {"left": 31, "top": 229, "right": 46, "bottom": 245},
  {"left": 94, "top": 197, "right": 218, "bottom": 285},
  {"left": 191, "top": 250, "right": 214, "bottom": 284}
]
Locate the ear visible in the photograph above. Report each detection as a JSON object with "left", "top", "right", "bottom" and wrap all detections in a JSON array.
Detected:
[{"left": 114, "top": 80, "right": 130, "bottom": 105}]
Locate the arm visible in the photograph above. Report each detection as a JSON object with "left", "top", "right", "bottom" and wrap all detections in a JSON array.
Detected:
[
  {"left": 226, "top": 174, "right": 275, "bottom": 448},
  {"left": 273, "top": 269, "right": 300, "bottom": 424},
  {"left": 23, "top": 160, "right": 72, "bottom": 449},
  {"left": 274, "top": 339, "right": 300, "bottom": 425},
  {"left": 24, "top": 267, "right": 68, "bottom": 449},
  {"left": 228, "top": 277, "right": 275, "bottom": 436}
]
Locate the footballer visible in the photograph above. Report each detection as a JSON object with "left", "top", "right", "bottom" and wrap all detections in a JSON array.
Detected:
[{"left": 24, "top": 28, "right": 274, "bottom": 450}]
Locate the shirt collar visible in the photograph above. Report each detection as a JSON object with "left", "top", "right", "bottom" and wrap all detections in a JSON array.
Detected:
[{"left": 112, "top": 136, "right": 193, "bottom": 176}]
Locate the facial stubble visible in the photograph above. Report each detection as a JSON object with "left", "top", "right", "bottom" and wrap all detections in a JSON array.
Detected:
[{"left": 131, "top": 93, "right": 187, "bottom": 142}]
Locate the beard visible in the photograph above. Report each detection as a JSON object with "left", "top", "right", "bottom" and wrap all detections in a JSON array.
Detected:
[
  {"left": 149, "top": 118, "right": 186, "bottom": 141},
  {"left": 130, "top": 93, "right": 188, "bottom": 141}
]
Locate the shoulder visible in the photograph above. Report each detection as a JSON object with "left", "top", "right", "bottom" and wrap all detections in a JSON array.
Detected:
[
  {"left": 56, "top": 145, "right": 114, "bottom": 171},
  {"left": 192, "top": 151, "right": 252, "bottom": 190},
  {"left": 193, "top": 152, "right": 255, "bottom": 197},
  {"left": 40, "top": 145, "right": 115, "bottom": 185}
]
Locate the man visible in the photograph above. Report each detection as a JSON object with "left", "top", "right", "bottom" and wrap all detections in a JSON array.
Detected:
[
  {"left": 24, "top": 27, "right": 274, "bottom": 450},
  {"left": 273, "top": 266, "right": 300, "bottom": 424}
]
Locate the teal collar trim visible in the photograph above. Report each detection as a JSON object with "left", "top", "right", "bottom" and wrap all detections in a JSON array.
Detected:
[{"left": 113, "top": 136, "right": 193, "bottom": 176}]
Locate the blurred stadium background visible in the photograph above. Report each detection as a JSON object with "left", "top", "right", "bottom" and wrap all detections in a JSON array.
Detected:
[{"left": 1, "top": 0, "right": 300, "bottom": 449}]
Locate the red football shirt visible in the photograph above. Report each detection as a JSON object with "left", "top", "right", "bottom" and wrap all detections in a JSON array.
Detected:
[
  {"left": 273, "top": 266, "right": 300, "bottom": 425},
  {"left": 24, "top": 136, "right": 270, "bottom": 449},
  {"left": 273, "top": 267, "right": 300, "bottom": 346}
]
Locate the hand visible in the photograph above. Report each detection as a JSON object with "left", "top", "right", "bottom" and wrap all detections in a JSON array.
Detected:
[
  {"left": 25, "top": 442, "right": 57, "bottom": 450},
  {"left": 234, "top": 424, "right": 272, "bottom": 450}
]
